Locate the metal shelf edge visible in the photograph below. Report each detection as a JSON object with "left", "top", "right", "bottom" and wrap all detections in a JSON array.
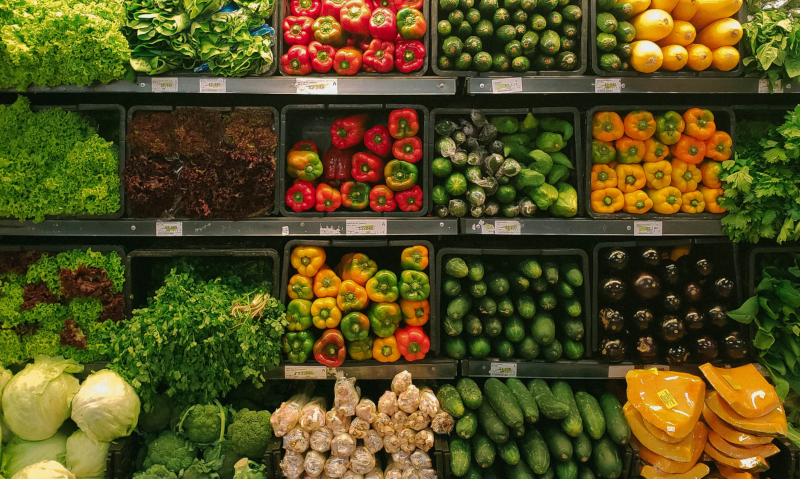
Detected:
[
  {"left": 460, "top": 218, "right": 724, "bottom": 236},
  {"left": 265, "top": 359, "right": 458, "bottom": 379}
]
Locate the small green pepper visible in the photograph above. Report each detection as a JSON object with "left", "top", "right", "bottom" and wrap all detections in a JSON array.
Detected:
[
  {"left": 368, "top": 302, "right": 403, "bottom": 338},
  {"left": 282, "top": 331, "right": 315, "bottom": 363},
  {"left": 399, "top": 270, "right": 430, "bottom": 301},
  {"left": 286, "top": 299, "right": 313, "bottom": 331},
  {"left": 341, "top": 312, "right": 370, "bottom": 341},
  {"left": 591, "top": 139, "right": 616, "bottom": 164}
]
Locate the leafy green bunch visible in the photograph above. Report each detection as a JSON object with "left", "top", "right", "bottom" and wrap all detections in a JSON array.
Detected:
[
  {"left": 743, "top": 11, "right": 800, "bottom": 88},
  {"left": 189, "top": 10, "right": 273, "bottom": 76}
]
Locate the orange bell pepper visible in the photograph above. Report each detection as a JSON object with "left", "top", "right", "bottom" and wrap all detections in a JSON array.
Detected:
[
  {"left": 287, "top": 274, "right": 315, "bottom": 300},
  {"left": 623, "top": 191, "right": 653, "bottom": 214},
  {"left": 700, "top": 186, "right": 726, "bottom": 213},
  {"left": 291, "top": 246, "right": 326, "bottom": 276},
  {"left": 591, "top": 164, "right": 617, "bottom": 191},
  {"left": 643, "top": 138, "right": 669, "bottom": 162},
  {"left": 592, "top": 111, "right": 625, "bottom": 142},
  {"left": 591, "top": 187, "right": 624, "bottom": 213},
  {"left": 314, "top": 267, "right": 342, "bottom": 298},
  {"left": 615, "top": 137, "right": 646, "bottom": 164},
  {"left": 615, "top": 164, "right": 646, "bottom": 193},
  {"left": 683, "top": 108, "right": 716, "bottom": 140},
  {"left": 373, "top": 335, "right": 401, "bottom": 362},
  {"left": 671, "top": 159, "right": 701, "bottom": 193},
  {"left": 624, "top": 110, "right": 657, "bottom": 140},
  {"left": 680, "top": 190, "right": 706, "bottom": 213},
  {"left": 699, "top": 161, "right": 722, "bottom": 188},
  {"left": 647, "top": 187, "right": 682, "bottom": 214},
  {"left": 705, "top": 131, "right": 732, "bottom": 161},
  {"left": 400, "top": 245, "right": 428, "bottom": 271},
  {"left": 400, "top": 299, "right": 429, "bottom": 326},
  {"left": 670, "top": 135, "right": 706, "bottom": 164},
  {"left": 335, "top": 252, "right": 355, "bottom": 278},
  {"left": 341, "top": 253, "right": 378, "bottom": 285},
  {"left": 337, "top": 280, "right": 369, "bottom": 312},
  {"left": 643, "top": 160, "right": 672, "bottom": 189}
]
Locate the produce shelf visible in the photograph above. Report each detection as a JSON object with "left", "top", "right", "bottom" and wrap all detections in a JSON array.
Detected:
[
  {"left": 263, "top": 358, "right": 458, "bottom": 380},
  {"left": 460, "top": 218, "right": 724, "bottom": 235}
]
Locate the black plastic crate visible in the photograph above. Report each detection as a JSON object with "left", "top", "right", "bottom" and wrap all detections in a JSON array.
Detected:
[
  {"left": 279, "top": 104, "right": 429, "bottom": 217},
  {"left": 429, "top": 107, "right": 584, "bottom": 218},
  {"left": 585, "top": 105, "right": 734, "bottom": 220},
  {"left": 281, "top": 239, "right": 438, "bottom": 355},
  {"left": 431, "top": 0, "right": 589, "bottom": 77},
  {"left": 747, "top": 247, "right": 800, "bottom": 296},
  {"left": 107, "top": 435, "right": 143, "bottom": 479}
]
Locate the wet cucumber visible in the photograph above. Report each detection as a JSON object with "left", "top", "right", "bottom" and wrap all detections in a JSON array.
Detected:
[
  {"left": 528, "top": 379, "right": 569, "bottom": 420},
  {"left": 571, "top": 431, "right": 592, "bottom": 463},
  {"left": 574, "top": 392, "right": 605, "bottom": 440},
  {"left": 599, "top": 394, "right": 630, "bottom": 446},
  {"left": 506, "top": 378, "right": 540, "bottom": 424},
  {"left": 450, "top": 438, "right": 471, "bottom": 477},
  {"left": 478, "top": 401, "right": 510, "bottom": 445},
  {"left": 457, "top": 411, "right": 479, "bottom": 439},
  {"left": 498, "top": 440, "right": 521, "bottom": 465},
  {"left": 520, "top": 428, "right": 550, "bottom": 475},
  {"left": 457, "top": 377, "right": 484, "bottom": 410},
  {"left": 485, "top": 378, "right": 525, "bottom": 428},
  {"left": 473, "top": 433, "right": 497, "bottom": 468},
  {"left": 542, "top": 424, "right": 573, "bottom": 463},
  {"left": 592, "top": 436, "right": 622, "bottom": 479},
  {"left": 551, "top": 381, "right": 583, "bottom": 437}
]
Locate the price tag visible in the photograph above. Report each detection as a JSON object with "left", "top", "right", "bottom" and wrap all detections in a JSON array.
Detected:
[
  {"left": 156, "top": 222, "right": 182, "bottom": 237},
  {"left": 722, "top": 374, "right": 742, "bottom": 390},
  {"left": 320, "top": 226, "right": 342, "bottom": 235},
  {"left": 634, "top": 221, "right": 662, "bottom": 236},
  {"left": 346, "top": 219, "right": 387, "bottom": 235},
  {"left": 479, "top": 221, "right": 495, "bottom": 234},
  {"left": 282, "top": 226, "right": 290, "bottom": 236},
  {"left": 494, "top": 220, "right": 521, "bottom": 235},
  {"left": 151, "top": 78, "right": 178, "bottom": 92},
  {"left": 492, "top": 77, "right": 522, "bottom": 93},
  {"left": 490, "top": 362, "right": 517, "bottom": 377},
  {"left": 759, "top": 79, "right": 783, "bottom": 93},
  {"left": 199, "top": 78, "right": 226, "bottom": 93},
  {"left": 608, "top": 365, "right": 634, "bottom": 378},
  {"left": 296, "top": 78, "right": 338, "bottom": 94},
  {"left": 284, "top": 365, "right": 327, "bottom": 379},
  {"left": 657, "top": 389, "right": 678, "bottom": 409},
  {"left": 595, "top": 78, "right": 622, "bottom": 93}
]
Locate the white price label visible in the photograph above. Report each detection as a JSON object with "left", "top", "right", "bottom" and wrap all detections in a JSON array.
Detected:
[
  {"left": 492, "top": 77, "right": 522, "bottom": 93},
  {"left": 490, "top": 362, "right": 517, "bottom": 377},
  {"left": 346, "top": 219, "right": 387, "bottom": 235},
  {"left": 151, "top": 77, "right": 178, "bottom": 92},
  {"left": 759, "top": 79, "right": 783, "bottom": 93},
  {"left": 282, "top": 226, "right": 290, "bottom": 236},
  {"left": 199, "top": 78, "right": 226, "bottom": 93},
  {"left": 320, "top": 226, "right": 342, "bottom": 235},
  {"left": 595, "top": 78, "right": 622, "bottom": 93},
  {"left": 296, "top": 78, "right": 338, "bottom": 94},
  {"left": 284, "top": 366, "right": 327, "bottom": 379},
  {"left": 634, "top": 221, "right": 662, "bottom": 236},
  {"left": 608, "top": 365, "right": 635, "bottom": 378},
  {"left": 494, "top": 220, "right": 521, "bottom": 235},
  {"left": 478, "top": 221, "right": 495, "bottom": 234},
  {"left": 156, "top": 222, "right": 182, "bottom": 236}
]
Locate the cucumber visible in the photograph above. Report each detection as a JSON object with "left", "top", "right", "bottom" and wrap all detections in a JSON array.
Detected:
[
  {"left": 543, "top": 425, "right": 573, "bottom": 462},
  {"left": 444, "top": 277, "right": 463, "bottom": 297},
  {"left": 493, "top": 337, "right": 515, "bottom": 358},
  {"left": 446, "top": 336, "right": 467, "bottom": 359},
  {"left": 543, "top": 262, "right": 559, "bottom": 284},
  {"left": 505, "top": 315, "right": 526, "bottom": 343},
  {"left": 443, "top": 316, "right": 464, "bottom": 336},
  {"left": 482, "top": 315, "right": 504, "bottom": 337},
  {"left": 516, "top": 295, "right": 537, "bottom": 319},
  {"left": 469, "top": 335, "right": 492, "bottom": 357},
  {"left": 478, "top": 401, "right": 509, "bottom": 444},
  {"left": 466, "top": 464, "right": 483, "bottom": 479},
  {"left": 537, "top": 468, "right": 555, "bottom": 479},
  {"left": 551, "top": 381, "right": 583, "bottom": 438},
  {"left": 520, "top": 428, "right": 550, "bottom": 475},
  {"left": 542, "top": 339, "right": 563, "bottom": 362},
  {"left": 573, "top": 392, "right": 605, "bottom": 440},
  {"left": 457, "top": 378, "right": 484, "bottom": 410},
  {"left": 470, "top": 280, "right": 488, "bottom": 298},
  {"left": 472, "top": 433, "right": 497, "bottom": 468},
  {"left": 498, "top": 440, "right": 521, "bottom": 465},
  {"left": 487, "top": 271, "right": 511, "bottom": 296},
  {"left": 466, "top": 257, "right": 486, "bottom": 281},
  {"left": 562, "top": 318, "right": 584, "bottom": 341},
  {"left": 592, "top": 436, "right": 622, "bottom": 479},
  {"left": 577, "top": 466, "right": 596, "bottom": 479},
  {"left": 556, "top": 461, "right": 577, "bottom": 479},
  {"left": 465, "top": 314, "right": 483, "bottom": 336},
  {"left": 448, "top": 294, "right": 474, "bottom": 320},
  {"left": 457, "top": 411, "right": 479, "bottom": 439},
  {"left": 562, "top": 339, "right": 584, "bottom": 360},
  {"left": 497, "top": 296, "right": 515, "bottom": 317},
  {"left": 510, "top": 423, "right": 526, "bottom": 438},
  {"left": 528, "top": 380, "right": 569, "bottom": 420},
  {"left": 485, "top": 378, "right": 525, "bottom": 428},
  {"left": 599, "top": 394, "right": 630, "bottom": 446},
  {"left": 506, "top": 378, "right": 539, "bottom": 424},
  {"left": 450, "top": 438, "right": 472, "bottom": 477},
  {"left": 439, "top": 384, "right": 466, "bottom": 418},
  {"left": 571, "top": 431, "right": 592, "bottom": 463},
  {"left": 505, "top": 459, "right": 535, "bottom": 479},
  {"left": 517, "top": 336, "right": 541, "bottom": 360},
  {"left": 531, "top": 313, "right": 556, "bottom": 346}
]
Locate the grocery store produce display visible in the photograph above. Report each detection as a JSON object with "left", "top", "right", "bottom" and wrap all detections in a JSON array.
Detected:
[
  {"left": 593, "top": 0, "right": 743, "bottom": 73},
  {"left": 434, "top": 0, "right": 584, "bottom": 73},
  {"left": 431, "top": 109, "right": 579, "bottom": 219},
  {"left": 123, "top": 107, "right": 278, "bottom": 219},
  {"left": 440, "top": 251, "right": 587, "bottom": 361},
  {"left": 279, "top": 0, "right": 426, "bottom": 75},
  {"left": 283, "top": 243, "right": 432, "bottom": 366},
  {"left": 594, "top": 242, "right": 744, "bottom": 365},
  {"left": 589, "top": 108, "right": 729, "bottom": 217}
]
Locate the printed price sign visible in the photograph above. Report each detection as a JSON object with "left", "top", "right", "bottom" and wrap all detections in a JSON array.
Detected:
[
  {"left": 282, "top": 226, "right": 290, "bottom": 236},
  {"left": 296, "top": 78, "right": 338, "bottom": 94},
  {"left": 151, "top": 78, "right": 178, "bottom": 92},
  {"left": 490, "top": 362, "right": 517, "bottom": 377},
  {"left": 476, "top": 221, "right": 495, "bottom": 234},
  {"left": 199, "top": 78, "right": 226, "bottom": 93},
  {"left": 492, "top": 77, "right": 522, "bottom": 93},
  {"left": 346, "top": 219, "right": 387, "bottom": 235},
  {"left": 595, "top": 78, "right": 622, "bottom": 93},
  {"left": 320, "top": 226, "right": 342, "bottom": 235},
  {"left": 494, "top": 220, "right": 521, "bottom": 235},
  {"left": 634, "top": 221, "right": 662, "bottom": 236},
  {"left": 759, "top": 79, "right": 783, "bottom": 93},
  {"left": 156, "top": 222, "right": 182, "bottom": 237},
  {"left": 285, "top": 366, "right": 327, "bottom": 379}
]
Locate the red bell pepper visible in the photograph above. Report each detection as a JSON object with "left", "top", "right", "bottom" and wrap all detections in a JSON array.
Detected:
[
  {"left": 369, "top": 7, "right": 397, "bottom": 40},
  {"left": 313, "top": 329, "right": 346, "bottom": 367},
  {"left": 394, "top": 40, "right": 424, "bottom": 73},
  {"left": 322, "top": 145, "right": 354, "bottom": 187},
  {"left": 392, "top": 136, "right": 422, "bottom": 163},
  {"left": 313, "top": 16, "right": 348, "bottom": 47},
  {"left": 358, "top": 36, "right": 374, "bottom": 51},
  {"left": 364, "top": 124, "right": 391, "bottom": 157},
  {"left": 334, "top": 46, "right": 363, "bottom": 75},
  {"left": 286, "top": 180, "right": 316, "bottom": 212},
  {"left": 388, "top": 108, "right": 419, "bottom": 139},
  {"left": 309, "top": 41, "right": 336, "bottom": 73},
  {"left": 283, "top": 16, "right": 314, "bottom": 45},
  {"left": 321, "top": 0, "right": 347, "bottom": 17},
  {"left": 370, "top": 0, "right": 396, "bottom": 10},
  {"left": 331, "top": 114, "right": 368, "bottom": 149},
  {"left": 341, "top": 181, "right": 370, "bottom": 210},
  {"left": 315, "top": 183, "right": 342, "bottom": 212},
  {"left": 291, "top": 140, "right": 319, "bottom": 153},
  {"left": 341, "top": 0, "right": 371, "bottom": 35},
  {"left": 281, "top": 45, "right": 313, "bottom": 75},
  {"left": 370, "top": 185, "right": 396, "bottom": 212},
  {"left": 394, "top": 0, "right": 422, "bottom": 8},
  {"left": 291, "top": 0, "right": 322, "bottom": 16},
  {"left": 396, "top": 185, "right": 422, "bottom": 212},
  {"left": 362, "top": 64, "right": 376, "bottom": 73},
  {"left": 395, "top": 325, "right": 429, "bottom": 361},
  {"left": 363, "top": 39, "right": 394, "bottom": 72},
  {"left": 352, "top": 152, "right": 384, "bottom": 182}
]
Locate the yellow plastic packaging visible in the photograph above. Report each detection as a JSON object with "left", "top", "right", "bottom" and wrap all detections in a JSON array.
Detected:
[
  {"left": 623, "top": 402, "right": 696, "bottom": 463},
  {"left": 707, "top": 430, "right": 779, "bottom": 458},
  {"left": 633, "top": 422, "right": 707, "bottom": 474},
  {"left": 626, "top": 369, "right": 706, "bottom": 439},
  {"left": 699, "top": 363, "right": 780, "bottom": 419},
  {"left": 702, "top": 405, "right": 775, "bottom": 446},
  {"left": 640, "top": 463, "right": 710, "bottom": 479},
  {"left": 705, "top": 391, "right": 788, "bottom": 437},
  {"left": 704, "top": 441, "right": 770, "bottom": 472}
]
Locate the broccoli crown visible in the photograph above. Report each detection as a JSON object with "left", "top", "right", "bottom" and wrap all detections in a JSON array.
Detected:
[
  {"left": 182, "top": 459, "right": 221, "bottom": 479},
  {"left": 134, "top": 465, "right": 179, "bottom": 479},
  {"left": 143, "top": 431, "right": 198, "bottom": 473},
  {"left": 227, "top": 410, "right": 273, "bottom": 459},
  {"left": 180, "top": 404, "right": 226, "bottom": 444}
]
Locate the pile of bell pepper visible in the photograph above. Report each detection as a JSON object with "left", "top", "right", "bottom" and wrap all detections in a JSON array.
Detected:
[
  {"left": 283, "top": 244, "right": 432, "bottom": 367},
  {"left": 285, "top": 109, "right": 425, "bottom": 213},
  {"left": 281, "top": 0, "right": 426, "bottom": 75},
  {"left": 590, "top": 109, "right": 729, "bottom": 216}
]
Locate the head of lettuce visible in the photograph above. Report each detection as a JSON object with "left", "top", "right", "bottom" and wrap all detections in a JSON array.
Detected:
[{"left": 71, "top": 370, "right": 140, "bottom": 444}]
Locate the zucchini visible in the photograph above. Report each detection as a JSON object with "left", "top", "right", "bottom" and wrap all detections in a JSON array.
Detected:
[
  {"left": 485, "top": 378, "right": 525, "bottom": 428},
  {"left": 551, "top": 381, "right": 583, "bottom": 437},
  {"left": 466, "top": 464, "right": 483, "bottom": 479},
  {"left": 450, "top": 438, "right": 472, "bottom": 477},
  {"left": 439, "top": 384, "right": 466, "bottom": 418},
  {"left": 506, "top": 378, "right": 539, "bottom": 424},
  {"left": 505, "top": 458, "right": 535, "bottom": 479},
  {"left": 592, "top": 436, "right": 622, "bottom": 479},
  {"left": 528, "top": 380, "right": 569, "bottom": 420},
  {"left": 456, "top": 378, "right": 484, "bottom": 410},
  {"left": 556, "top": 461, "right": 577, "bottom": 479},
  {"left": 498, "top": 440, "right": 521, "bottom": 465},
  {"left": 573, "top": 392, "right": 605, "bottom": 440},
  {"left": 542, "top": 424, "right": 573, "bottom": 463},
  {"left": 478, "top": 401, "right": 509, "bottom": 445},
  {"left": 457, "top": 411, "right": 479, "bottom": 439},
  {"left": 520, "top": 428, "right": 549, "bottom": 475},
  {"left": 599, "top": 394, "right": 630, "bottom": 446},
  {"left": 472, "top": 433, "right": 497, "bottom": 468},
  {"left": 571, "top": 431, "right": 592, "bottom": 463}
]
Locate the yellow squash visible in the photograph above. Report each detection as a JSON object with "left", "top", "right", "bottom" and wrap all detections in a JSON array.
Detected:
[
  {"left": 640, "top": 464, "right": 710, "bottom": 479},
  {"left": 702, "top": 405, "right": 776, "bottom": 446},
  {"left": 632, "top": 9, "right": 675, "bottom": 41},
  {"left": 652, "top": 0, "right": 681, "bottom": 10},
  {"left": 658, "top": 20, "right": 697, "bottom": 46},
  {"left": 712, "top": 46, "right": 739, "bottom": 70},
  {"left": 699, "top": 363, "right": 781, "bottom": 419},
  {"left": 690, "top": 0, "right": 743, "bottom": 29},
  {"left": 705, "top": 391, "right": 788, "bottom": 437},
  {"left": 633, "top": 422, "right": 707, "bottom": 474},
  {"left": 631, "top": 41, "right": 665, "bottom": 72},
  {"left": 696, "top": 18, "right": 743, "bottom": 48},
  {"left": 628, "top": 0, "right": 654, "bottom": 16},
  {"left": 661, "top": 44, "right": 689, "bottom": 70},
  {"left": 673, "top": 0, "right": 700, "bottom": 20},
  {"left": 623, "top": 402, "right": 696, "bottom": 462},
  {"left": 687, "top": 43, "right": 713, "bottom": 70}
]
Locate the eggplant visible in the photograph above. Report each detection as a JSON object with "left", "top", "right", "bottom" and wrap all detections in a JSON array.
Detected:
[
  {"left": 635, "top": 336, "right": 658, "bottom": 364},
  {"left": 633, "top": 271, "right": 661, "bottom": 299},
  {"left": 599, "top": 307, "right": 625, "bottom": 334},
  {"left": 695, "top": 258, "right": 714, "bottom": 277},
  {"left": 601, "top": 278, "right": 626, "bottom": 301},
  {"left": 661, "top": 260, "right": 680, "bottom": 285},
  {"left": 723, "top": 331, "right": 748, "bottom": 360},
  {"left": 684, "top": 282, "right": 702, "bottom": 303},
  {"left": 632, "top": 309, "right": 654, "bottom": 331},
  {"left": 640, "top": 247, "right": 660, "bottom": 267},
  {"left": 599, "top": 337, "right": 626, "bottom": 363},
  {"left": 713, "top": 277, "right": 735, "bottom": 298},
  {"left": 606, "top": 249, "right": 628, "bottom": 271},
  {"left": 660, "top": 314, "right": 685, "bottom": 342},
  {"left": 706, "top": 304, "right": 728, "bottom": 329},
  {"left": 695, "top": 335, "right": 719, "bottom": 362},
  {"left": 666, "top": 343, "right": 690, "bottom": 365},
  {"left": 662, "top": 292, "right": 682, "bottom": 312},
  {"left": 683, "top": 308, "right": 705, "bottom": 331}
]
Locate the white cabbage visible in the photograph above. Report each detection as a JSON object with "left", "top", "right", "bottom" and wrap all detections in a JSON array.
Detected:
[
  {"left": 2, "top": 416, "right": 16, "bottom": 444},
  {"left": 64, "top": 431, "right": 108, "bottom": 479},
  {"left": 1, "top": 432, "right": 68, "bottom": 478},
  {"left": 71, "top": 370, "right": 140, "bottom": 443},
  {"left": 10, "top": 461, "right": 74, "bottom": 479}
]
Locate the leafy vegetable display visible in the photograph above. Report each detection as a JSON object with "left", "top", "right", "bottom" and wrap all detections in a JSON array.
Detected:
[
  {"left": 743, "top": 10, "right": 800, "bottom": 89},
  {"left": 0, "top": 97, "right": 121, "bottom": 222}
]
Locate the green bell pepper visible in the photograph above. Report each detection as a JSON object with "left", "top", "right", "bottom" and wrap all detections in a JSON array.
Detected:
[
  {"left": 368, "top": 301, "right": 402, "bottom": 338},
  {"left": 397, "top": 7, "right": 426, "bottom": 40},
  {"left": 399, "top": 270, "right": 430, "bottom": 301},
  {"left": 348, "top": 336, "right": 374, "bottom": 361},
  {"left": 282, "top": 331, "right": 315, "bottom": 363},
  {"left": 287, "top": 299, "right": 313, "bottom": 331},
  {"left": 312, "top": 16, "right": 347, "bottom": 47},
  {"left": 591, "top": 139, "right": 616, "bottom": 164},
  {"left": 655, "top": 111, "right": 685, "bottom": 146},
  {"left": 366, "top": 270, "right": 400, "bottom": 303},
  {"left": 341, "top": 312, "right": 370, "bottom": 341},
  {"left": 384, "top": 159, "right": 418, "bottom": 192}
]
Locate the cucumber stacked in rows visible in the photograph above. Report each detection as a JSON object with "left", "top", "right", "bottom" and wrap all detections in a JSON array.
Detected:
[
  {"left": 441, "top": 255, "right": 585, "bottom": 361},
  {"left": 436, "top": 0, "right": 582, "bottom": 72},
  {"left": 440, "top": 378, "right": 631, "bottom": 479},
  {"left": 594, "top": 0, "right": 636, "bottom": 72}
]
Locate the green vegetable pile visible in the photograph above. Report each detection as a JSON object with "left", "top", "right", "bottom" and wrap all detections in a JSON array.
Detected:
[
  {"left": 439, "top": 378, "right": 629, "bottom": 479},
  {"left": 719, "top": 106, "right": 800, "bottom": 243},
  {"left": 441, "top": 254, "right": 585, "bottom": 362},
  {"left": 0, "top": 97, "right": 121, "bottom": 222},
  {"left": 432, "top": 110, "right": 579, "bottom": 218},
  {"left": 743, "top": 10, "right": 800, "bottom": 89}
]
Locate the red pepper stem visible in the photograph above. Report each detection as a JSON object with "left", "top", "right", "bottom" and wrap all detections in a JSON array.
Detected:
[
  {"left": 361, "top": 164, "right": 370, "bottom": 172},
  {"left": 325, "top": 344, "right": 338, "bottom": 356},
  {"left": 408, "top": 341, "right": 420, "bottom": 354},
  {"left": 294, "top": 192, "right": 305, "bottom": 203},
  {"left": 378, "top": 196, "right": 386, "bottom": 205},
  {"left": 338, "top": 127, "right": 348, "bottom": 138},
  {"left": 292, "top": 24, "right": 302, "bottom": 34},
  {"left": 292, "top": 59, "right": 301, "bottom": 69},
  {"left": 404, "top": 50, "right": 414, "bottom": 62},
  {"left": 340, "top": 60, "right": 350, "bottom": 70}
]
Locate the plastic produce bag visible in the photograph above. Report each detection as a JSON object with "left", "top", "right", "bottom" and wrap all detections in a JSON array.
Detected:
[
  {"left": 364, "top": 430, "right": 383, "bottom": 454},
  {"left": 391, "top": 372, "right": 412, "bottom": 395},
  {"left": 71, "top": 370, "right": 140, "bottom": 444},
  {"left": 365, "top": 464, "right": 384, "bottom": 479},
  {"left": 373, "top": 414, "right": 394, "bottom": 437},
  {"left": 417, "top": 389, "right": 439, "bottom": 418},
  {"left": 304, "top": 450, "right": 327, "bottom": 477},
  {"left": 356, "top": 399, "right": 377, "bottom": 424},
  {"left": 281, "top": 451, "right": 305, "bottom": 479},
  {"left": 418, "top": 470, "right": 436, "bottom": 479},
  {"left": 397, "top": 386, "right": 420, "bottom": 414},
  {"left": 10, "top": 461, "right": 75, "bottom": 479},
  {"left": 391, "top": 451, "right": 412, "bottom": 470},
  {"left": 330, "top": 433, "right": 356, "bottom": 458},
  {"left": 430, "top": 412, "right": 453, "bottom": 435},
  {"left": 342, "top": 471, "right": 363, "bottom": 479},
  {"left": 378, "top": 392, "right": 398, "bottom": 416},
  {"left": 414, "top": 429, "right": 434, "bottom": 452},
  {"left": 310, "top": 428, "right": 333, "bottom": 452},
  {"left": 349, "top": 446, "right": 376, "bottom": 474},
  {"left": 398, "top": 429, "right": 416, "bottom": 453},
  {"left": 323, "top": 456, "right": 348, "bottom": 478},
  {"left": 384, "top": 462, "right": 402, "bottom": 479},
  {"left": 334, "top": 375, "right": 359, "bottom": 417},
  {"left": 392, "top": 411, "right": 408, "bottom": 431},
  {"left": 65, "top": 430, "right": 110, "bottom": 478},
  {"left": 401, "top": 469, "right": 419, "bottom": 479},
  {"left": 273, "top": 387, "right": 313, "bottom": 437},
  {"left": 349, "top": 418, "right": 370, "bottom": 439},
  {"left": 406, "top": 411, "right": 429, "bottom": 431},
  {"left": 283, "top": 426, "right": 310, "bottom": 453},
  {"left": 326, "top": 410, "right": 351, "bottom": 436},
  {"left": 383, "top": 435, "right": 400, "bottom": 454},
  {"left": 409, "top": 450, "right": 432, "bottom": 470},
  {"left": 300, "top": 398, "right": 328, "bottom": 432}
]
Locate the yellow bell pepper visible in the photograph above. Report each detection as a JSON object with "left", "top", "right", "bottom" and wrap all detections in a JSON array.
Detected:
[
  {"left": 291, "top": 246, "right": 326, "bottom": 276},
  {"left": 400, "top": 299, "right": 430, "bottom": 326},
  {"left": 341, "top": 253, "right": 378, "bottom": 286},
  {"left": 680, "top": 190, "right": 706, "bottom": 213},
  {"left": 699, "top": 161, "right": 722, "bottom": 188},
  {"left": 615, "top": 164, "right": 646, "bottom": 193},
  {"left": 623, "top": 191, "right": 653, "bottom": 214},
  {"left": 647, "top": 187, "right": 682, "bottom": 214},
  {"left": 591, "top": 187, "right": 624, "bottom": 213},
  {"left": 311, "top": 297, "right": 342, "bottom": 329},
  {"left": 337, "top": 279, "right": 370, "bottom": 312},
  {"left": 287, "top": 274, "right": 314, "bottom": 300},
  {"left": 373, "top": 335, "right": 401, "bottom": 362},
  {"left": 643, "top": 138, "right": 669, "bottom": 162},
  {"left": 591, "top": 164, "right": 617, "bottom": 191},
  {"left": 700, "top": 186, "right": 726, "bottom": 213},
  {"left": 643, "top": 160, "right": 672, "bottom": 189},
  {"left": 670, "top": 159, "right": 701, "bottom": 193},
  {"left": 314, "top": 267, "right": 342, "bottom": 298}
]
